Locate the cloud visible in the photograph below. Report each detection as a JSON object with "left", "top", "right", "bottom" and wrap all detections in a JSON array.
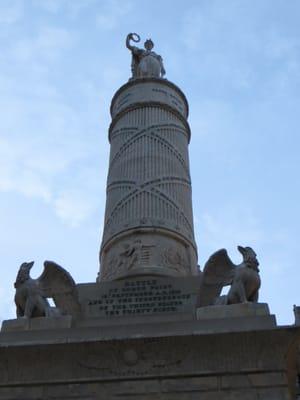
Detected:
[
  {"left": 195, "top": 206, "right": 264, "bottom": 264},
  {"left": 0, "top": 0, "right": 23, "bottom": 25},
  {"left": 54, "top": 190, "right": 98, "bottom": 227},
  {"left": 0, "top": 111, "right": 105, "bottom": 226},
  {"left": 11, "top": 26, "right": 74, "bottom": 63},
  {"left": 53, "top": 166, "right": 107, "bottom": 227},
  {"left": 33, "top": 0, "right": 98, "bottom": 18},
  {"left": 0, "top": 8, "right": 113, "bottom": 227},
  {"left": 33, "top": 0, "right": 62, "bottom": 14},
  {"left": 180, "top": 1, "right": 300, "bottom": 97},
  {"left": 264, "top": 29, "right": 300, "bottom": 60},
  {"left": 96, "top": 0, "right": 133, "bottom": 31},
  {"left": 0, "top": 20, "right": 108, "bottom": 227}
]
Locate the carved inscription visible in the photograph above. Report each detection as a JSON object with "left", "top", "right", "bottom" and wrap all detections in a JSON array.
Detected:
[
  {"left": 85, "top": 279, "right": 192, "bottom": 317},
  {"left": 115, "top": 92, "right": 133, "bottom": 112},
  {"left": 152, "top": 87, "right": 184, "bottom": 113}
]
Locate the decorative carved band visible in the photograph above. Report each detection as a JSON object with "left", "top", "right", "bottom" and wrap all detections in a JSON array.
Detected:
[
  {"left": 110, "top": 77, "right": 189, "bottom": 118},
  {"left": 103, "top": 178, "right": 194, "bottom": 236},
  {"left": 108, "top": 124, "right": 190, "bottom": 179},
  {"left": 109, "top": 103, "right": 191, "bottom": 143}
]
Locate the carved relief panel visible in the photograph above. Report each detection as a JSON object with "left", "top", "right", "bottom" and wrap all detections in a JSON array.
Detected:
[{"left": 100, "top": 232, "right": 193, "bottom": 281}]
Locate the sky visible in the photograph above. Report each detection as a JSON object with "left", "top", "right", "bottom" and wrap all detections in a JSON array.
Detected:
[{"left": 0, "top": 0, "right": 299, "bottom": 325}]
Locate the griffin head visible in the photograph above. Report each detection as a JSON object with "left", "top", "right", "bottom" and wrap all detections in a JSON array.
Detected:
[
  {"left": 237, "top": 246, "right": 259, "bottom": 271},
  {"left": 14, "top": 261, "right": 34, "bottom": 288}
]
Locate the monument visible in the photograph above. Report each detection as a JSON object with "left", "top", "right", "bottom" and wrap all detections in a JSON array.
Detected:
[
  {"left": 0, "top": 33, "right": 300, "bottom": 400},
  {"left": 99, "top": 32, "right": 197, "bottom": 282}
]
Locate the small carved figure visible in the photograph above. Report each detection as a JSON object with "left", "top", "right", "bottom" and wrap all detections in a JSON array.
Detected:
[
  {"left": 14, "top": 261, "right": 80, "bottom": 318},
  {"left": 198, "top": 246, "right": 261, "bottom": 306},
  {"left": 162, "top": 247, "right": 189, "bottom": 274},
  {"left": 126, "top": 33, "right": 166, "bottom": 79},
  {"left": 117, "top": 240, "right": 142, "bottom": 271}
]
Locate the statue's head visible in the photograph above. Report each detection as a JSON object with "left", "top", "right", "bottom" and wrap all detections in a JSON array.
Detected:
[
  {"left": 14, "top": 261, "right": 34, "bottom": 288},
  {"left": 237, "top": 246, "right": 259, "bottom": 270},
  {"left": 144, "top": 39, "right": 154, "bottom": 51}
]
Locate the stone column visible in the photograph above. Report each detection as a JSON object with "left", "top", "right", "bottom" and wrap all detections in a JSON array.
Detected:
[{"left": 98, "top": 78, "right": 198, "bottom": 281}]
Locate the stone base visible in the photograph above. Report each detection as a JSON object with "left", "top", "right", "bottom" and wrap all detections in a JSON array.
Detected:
[
  {"left": 195, "top": 303, "right": 276, "bottom": 332},
  {"left": 1, "top": 302, "right": 276, "bottom": 335},
  {"left": 1, "top": 315, "right": 72, "bottom": 332},
  {"left": 1, "top": 276, "right": 299, "bottom": 400},
  {"left": 0, "top": 322, "right": 299, "bottom": 399},
  {"left": 196, "top": 302, "right": 271, "bottom": 319}
]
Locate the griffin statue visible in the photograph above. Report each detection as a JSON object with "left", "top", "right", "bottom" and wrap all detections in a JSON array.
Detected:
[
  {"left": 14, "top": 261, "right": 80, "bottom": 318},
  {"left": 198, "top": 245, "right": 261, "bottom": 307}
]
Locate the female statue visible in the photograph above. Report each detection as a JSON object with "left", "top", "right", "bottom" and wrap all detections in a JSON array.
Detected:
[{"left": 126, "top": 33, "right": 166, "bottom": 79}]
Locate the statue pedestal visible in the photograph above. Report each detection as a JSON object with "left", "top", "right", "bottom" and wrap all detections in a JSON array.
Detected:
[
  {"left": 0, "top": 278, "right": 299, "bottom": 399},
  {"left": 197, "top": 302, "right": 270, "bottom": 319},
  {"left": 0, "top": 311, "right": 299, "bottom": 399},
  {"left": 195, "top": 303, "right": 276, "bottom": 333},
  {"left": 1, "top": 315, "right": 72, "bottom": 332}
]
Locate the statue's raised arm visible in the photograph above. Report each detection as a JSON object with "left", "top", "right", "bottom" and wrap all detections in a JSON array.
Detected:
[
  {"left": 126, "top": 32, "right": 166, "bottom": 79},
  {"left": 126, "top": 32, "right": 141, "bottom": 52}
]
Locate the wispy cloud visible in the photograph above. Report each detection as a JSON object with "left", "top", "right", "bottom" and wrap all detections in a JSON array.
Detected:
[
  {"left": 53, "top": 166, "right": 107, "bottom": 227},
  {"left": 0, "top": 0, "right": 23, "bottom": 25},
  {"left": 32, "top": 0, "right": 97, "bottom": 17},
  {"left": 96, "top": 0, "right": 133, "bottom": 31},
  {"left": 54, "top": 190, "right": 99, "bottom": 227},
  {"left": 195, "top": 205, "right": 264, "bottom": 265},
  {"left": 0, "top": 20, "right": 109, "bottom": 227},
  {"left": 181, "top": 1, "right": 300, "bottom": 97},
  {"left": 11, "top": 26, "right": 75, "bottom": 63}
]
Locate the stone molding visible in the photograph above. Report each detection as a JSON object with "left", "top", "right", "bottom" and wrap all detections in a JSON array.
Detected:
[{"left": 110, "top": 78, "right": 189, "bottom": 118}]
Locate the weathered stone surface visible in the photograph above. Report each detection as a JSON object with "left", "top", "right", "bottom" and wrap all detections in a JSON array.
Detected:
[
  {"left": 195, "top": 303, "right": 276, "bottom": 332},
  {"left": 0, "top": 326, "right": 299, "bottom": 399},
  {"left": 196, "top": 302, "right": 271, "bottom": 319},
  {"left": 2, "top": 316, "right": 72, "bottom": 332},
  {"left": 1, "top": 318, "right": 29, "bottom": 332}
]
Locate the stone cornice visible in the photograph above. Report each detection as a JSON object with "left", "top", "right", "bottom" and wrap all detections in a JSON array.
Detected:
[{"left": 110, "top": 78, "right": 189, "bottom": 118}]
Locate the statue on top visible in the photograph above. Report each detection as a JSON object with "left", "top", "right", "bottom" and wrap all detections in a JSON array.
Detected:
[{"left": 126, "top": 33, "right": 166, "bottom": 79}]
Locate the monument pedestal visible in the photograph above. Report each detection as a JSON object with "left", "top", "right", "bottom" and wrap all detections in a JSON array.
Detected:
[
  {"left": 1, "top": 279, "right": 300, "bottom": 399},
  {"left": 1, "top": 315, "right": 72, "bottom": 332},
  {"left": 0, "top": 313, "right": 299, "bottom": 399}
]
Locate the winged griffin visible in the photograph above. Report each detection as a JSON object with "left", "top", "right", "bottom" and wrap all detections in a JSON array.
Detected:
[
  {"left": 14, "top": 261, "right": 80, "bottom": 318},
  {"left": 198, "top": 246, "right": 261, "bottom": 307}
]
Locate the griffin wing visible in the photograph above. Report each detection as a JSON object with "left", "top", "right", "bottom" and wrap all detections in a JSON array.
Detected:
[
  {"left": 38, "top": 261, "right": 81, "bottom": 316},
  {"left": 198, "top": 249, "right": 235, "bottom": 306}
]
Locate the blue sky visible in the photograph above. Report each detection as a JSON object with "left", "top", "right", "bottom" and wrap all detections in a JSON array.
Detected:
[{"left": 0, "top": 0, "right": 299, "bottom": 324}]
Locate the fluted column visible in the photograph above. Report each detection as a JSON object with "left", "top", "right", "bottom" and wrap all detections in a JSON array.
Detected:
[{"left": 98, "top": 78, "right": 198, "bottom": 281}]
